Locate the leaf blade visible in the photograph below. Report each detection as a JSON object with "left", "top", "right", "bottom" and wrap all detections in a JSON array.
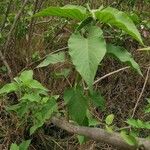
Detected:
[
  {"left": 34, "top": 5, "right": 87, "bottom": 21},
  {"left": 64, "top": 87, "right": 88, "bottom": 125},
  {"left": 95, "top": 7, "right": 143, "bottom": 44},
  {"left": 37, "top": 52, "right": 65, "bottom": 68},
  {"left": 105, "top": 114, "right": 114, "bottom": 125},
  {"left": 68, "top": 26, "right": 106, "bottom": 89},
  {"left": 106, "top": 44, "right": 142, "bottom": 75}
]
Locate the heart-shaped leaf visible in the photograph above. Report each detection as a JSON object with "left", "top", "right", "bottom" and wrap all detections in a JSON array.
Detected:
[{"left": 68, "top": 26, "right": 106, "bottom": 90}]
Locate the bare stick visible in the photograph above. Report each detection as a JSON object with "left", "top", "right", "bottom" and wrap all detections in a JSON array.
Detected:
[
  {"left": 85, "top": 66, "right": 130, "bottom": 90},
  {"left": 93, "top": 66, "right": 130, "bottom": 85},
  {"left": 131, "top": 66, "right": 150, "bottom": 118},
  {"left": 51, "top": 116, "right": 150, "bottom": 150}
]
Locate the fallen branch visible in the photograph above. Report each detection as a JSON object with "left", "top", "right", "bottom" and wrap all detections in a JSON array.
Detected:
[{"left": 51, "top": 116, "right": 150, "bottom": 150}]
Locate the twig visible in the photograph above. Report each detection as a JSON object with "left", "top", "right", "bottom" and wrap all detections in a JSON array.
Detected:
[
  {"left": 3, "top": 0, "right": 29, "bottom": 55},
  {"left": 93, "top": 66, "right": 130, "bottom": 85},
  {"left": 85, "top": 66, "right": 130, "bottom": 90},
  {"left": 131, "top": 66, "right": 150, "bottom": 118},
  {"left": 34, "top": 19, "right": 52, "bottom": 25},
  {"left": 137, "top": 47, "right": 150, "bottom": 51}
]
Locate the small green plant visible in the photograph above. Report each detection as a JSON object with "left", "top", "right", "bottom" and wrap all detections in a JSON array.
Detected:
[
  {"left": 0, "top": 4, "right": 147, "bottom": 149},
  {"left": 10, "top": 140, "right": 31, "bottom": 150},
  {"left": 105, "top": 114, "right": 115, "bottom": 133},
  {"left": 0, "top": 70, "right": 58, "bottom": 135},
  {"left": 120, "top": 98, "right": 150, "bottom": 146}
]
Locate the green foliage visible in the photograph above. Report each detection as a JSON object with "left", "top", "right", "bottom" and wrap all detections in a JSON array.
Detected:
[
  {"left": 53, "top": 68, "right": 71, "bottom": 78},
  {"left": 107, "top": 44, "right": 142, "bottom": 75},
  {"left": 105, "top": 114, "right": 114, "bottom": 133},
  {"left": 126, "top": 119, "right": 150, "bottom": 129},
  {"left": 0, "top": 82, "right": 18, "bottom": 95},
  {"left": 35, "top": 5, "right": 143, "bottom": 45},
  {"left": 1, "top": 2, "right": 146, "bottom": 149},
  {"left": 68, "top": 26, "right": 106, "bottom": 90},
  {"left": 10, "top": 143, "right": 19, "bottom": 150},
  {"left": 18, "top": 140, "right": 31, "bottom": 150},
  {"left": 145, "top": 98, "right": 150, "bottom": 113},
  {"left": 119, "top": 97, "right": 150, "bottom": 146},
  {"left": 34, "top": 5, "right": 87, "bottom": 21},
  {"left": 105, "top": 114, "right": 114, "bottom": 125},
  {"left": 77, "top": 135, "right": 86, "bottom": 144},
  {"left": 10, "top": 140, "right": 31, "bottom": 150},
  {"left": 37, "top": 52, "right": 66, "bottom": 68},
  {"left": 120, "top": 131, "right": 137, "bottom": 146},
  {"left": 94, "top": 7, "right": 143, "bottom": 45},
  {"left": 30, "top": 97, "right": 57, "bottom": 135},
  {"left": 0, "top": 70, "right": 57, "bottom": 135},
  {"left": 64, "top": 87, "right": 88, "bottom": 125},
  {"left": 89, "top": 91, "right": 105, "bottom": 110}
]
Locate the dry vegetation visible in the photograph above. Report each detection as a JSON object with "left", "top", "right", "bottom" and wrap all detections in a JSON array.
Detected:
[{"left": 0, "top": 0, "right": 150, "bottom": 150}]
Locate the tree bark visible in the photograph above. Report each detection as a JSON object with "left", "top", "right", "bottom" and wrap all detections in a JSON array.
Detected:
[{"left": 51, "top": 117, "right": 150, "bottom": 150}]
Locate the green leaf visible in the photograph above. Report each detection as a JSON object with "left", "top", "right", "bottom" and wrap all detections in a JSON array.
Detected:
[
  {"left": 105, "top": 125, "right": 113, "bottom": 133},
  {"left": 95, "top": 7, "right": 143, "bottom": 45},
  {"left": 76, "top": 17, "right": 93, "bottom": 31},
  {"left": 145, "top": 107, "right": 150, "bottom": 113},
  {"left": 89, "top": 91, "right": 105, "bottom": 110},
  {"left": 34, "top": 5, "right": 87, "bottom": 21},
  {"left": 86, "top": 110, "right": 99, "bottom": 126},
  {"left": 68, "top": 26, "right": 106, "bottom": 90},
  {"left": 54, "top": 68, "right": 71, "bottom": 78},
  {"left": 107, "top": 44, "right": 142, "bottom": 75},
  {"left": 19, "top": 70, "right": 33, "bottom": 83},
  {"left": 77, "top": 135, "right": 87, "bottom": 144},
  {"left": 120, "top": 131, "right": 137, "bottom": 146},
  {"left": 0, "top": 82, "right": 18, "bottom": 95},
  {"left": 126, "top": 119, "right": 141, "bottom": 128},
  {"left": 30, "top": 97, "right": 57, "bottom": 135},
  {"left": 37, "top": 52, "right": 65, "bottom": 68},
  {"left": 145, "top": 99, "right": 150, "bottom": 113},
  {"left": 21, "top": 93, "right": 41, "bottom": 102},
  {"left": 128, "top": 12, "right": 140, "bottom": 25},
  {"left": 19, "top": 140, "right": 31, "bottom": 150},
  {"left": 6, "top": 102, "right": 29, "bottom": 118},
  {"left": 126, "top": 119, "right": 150, "bottom": 129},
  {"left": 105, "top": 114, "right": 114, "bottom": 125},
  {"left": 28, "top": 80, "right": 48, "bottom": 91},
  {"left": 10, "top": 143, "right": 19, "bottom": 150},
  {"left": 64, "top": 87, "right": 88, "bottom": 125}
]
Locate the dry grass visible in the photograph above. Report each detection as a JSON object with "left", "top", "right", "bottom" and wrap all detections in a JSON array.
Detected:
[{"left": 0, "top": 0, "right": 150, "bottom": 150}]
